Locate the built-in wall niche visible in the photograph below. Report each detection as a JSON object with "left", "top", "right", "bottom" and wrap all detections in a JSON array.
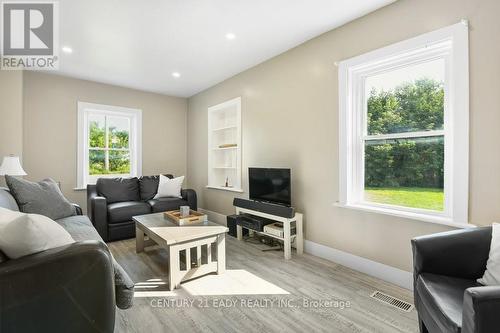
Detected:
[{"left": 207, "top": 97, "right": 242, "bottom": 192}]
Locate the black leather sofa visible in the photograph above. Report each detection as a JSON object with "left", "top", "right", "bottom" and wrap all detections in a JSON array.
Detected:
[
  {"left": 87, "top": 175, "right": 197, "bottom": 241},
  {"left": 0, "top": 187, "right": 133, "bottom": 333},
  {"left": 412, "top": 227, "right": 500, "bottom": 333}
]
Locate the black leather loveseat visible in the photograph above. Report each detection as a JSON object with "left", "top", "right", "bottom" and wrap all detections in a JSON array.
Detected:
[
  {"left": 87, "top": 175, "right": 197, "bottom": 241},
  {"left": 412, "top": 227, "right": 500, "bottom": 333}
]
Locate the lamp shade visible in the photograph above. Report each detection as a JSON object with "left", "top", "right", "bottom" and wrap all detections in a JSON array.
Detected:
[{"left": 0, "top": 155, "right": 27, "bottom": 176}]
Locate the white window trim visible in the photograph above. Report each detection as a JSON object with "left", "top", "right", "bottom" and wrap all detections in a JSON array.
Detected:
[
  {"left": 76, "top": 102, "right": 142, "bottom": 189},
  {"left": 338, "top": 22, "right": 469, "bottom": 226}
]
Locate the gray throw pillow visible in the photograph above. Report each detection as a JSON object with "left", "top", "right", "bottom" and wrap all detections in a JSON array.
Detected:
[{"left": 5, "top": 176, "right": 76, "bottom": 220}]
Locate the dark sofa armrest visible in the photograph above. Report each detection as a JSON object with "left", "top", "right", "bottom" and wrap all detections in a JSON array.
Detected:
[
  {"left": 0, "top": 241, "right": 115, "bottom": 333},
  {"left": 462, "top": 286, "right": 500, "bottom": 333},
  {"left": 72, "top": 203, "right": 83, "bottom": 215},
  {"left": 411, "top": 227, "right": 491, "bottom": 282},
  {"left": 181, "top": 189, "right": 197, "bottom": 211},
  {"left": 87, "top": 184, "right": 109, "bottom": 241}
]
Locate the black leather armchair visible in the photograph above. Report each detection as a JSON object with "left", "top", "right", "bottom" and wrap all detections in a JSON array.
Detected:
[
  {"left": 87, "top": 175, "right": 197, "bottom": 241},
  {"left": 412, "top": 227, "right": 500, "bottom": 333}
]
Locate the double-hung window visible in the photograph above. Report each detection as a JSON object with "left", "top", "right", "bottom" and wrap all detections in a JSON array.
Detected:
[
  {"left": 338, "top": 22, "right": 469, "bottom": 225},
  {"left": 77, "top": 102, "right": 142, "bottom": 188}
]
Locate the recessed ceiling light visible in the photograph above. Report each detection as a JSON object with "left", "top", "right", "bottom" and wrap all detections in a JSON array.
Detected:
[
  {"left": 172, "top": 72, "right": 181, "bottom": 78},
  {"left": 225, "top": 33, "right": 236, "bottom": 40},
  {"left": 62, "top": 46, "right": 73, "bottom": 54}
]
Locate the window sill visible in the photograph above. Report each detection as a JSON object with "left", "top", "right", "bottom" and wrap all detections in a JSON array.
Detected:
[{"left": 333, "top": 202, "right": 474, "bottom": 229}]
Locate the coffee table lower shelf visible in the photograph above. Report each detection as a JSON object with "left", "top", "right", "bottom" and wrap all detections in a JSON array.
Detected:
[{"left": 134, "top": 214, "right": 228, "bottom": 291}]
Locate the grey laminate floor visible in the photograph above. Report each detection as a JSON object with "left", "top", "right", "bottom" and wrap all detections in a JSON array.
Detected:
[{"left": 109, "top": 236, "right": 418, "bottom": 333}]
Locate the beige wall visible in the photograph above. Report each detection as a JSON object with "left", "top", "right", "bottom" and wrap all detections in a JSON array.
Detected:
[
  {"left": 0, "top": 71, "right": 23, "bottom": 186},
  {"left": 23, "top": 72, "right": 187, "bottom": 212},
  {"left": 187, "top": 0, "right": 500, "bottom": 271}
]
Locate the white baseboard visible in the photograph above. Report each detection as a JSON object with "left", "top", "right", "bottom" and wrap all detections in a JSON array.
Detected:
[
  {"left": 305, "top": 240, "right": 413, "bottom": 290},
  {"left": 199, "top": 208, "right": 227, "bottom": 226},
  {"left": 199, "top": 208, "right": 412, "bottom": 290}
]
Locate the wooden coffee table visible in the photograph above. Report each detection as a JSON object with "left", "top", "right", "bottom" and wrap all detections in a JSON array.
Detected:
[{"left": 133, "top": 213, "right": 229, "bottom": 290}]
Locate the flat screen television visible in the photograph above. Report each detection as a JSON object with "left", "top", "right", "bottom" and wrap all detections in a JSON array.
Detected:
[{"left": 249, "top": 167, "right": 291, "bottom": 207}]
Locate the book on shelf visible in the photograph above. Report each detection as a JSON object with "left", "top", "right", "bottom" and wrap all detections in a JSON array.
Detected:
[{"left": 218, "top": 143, "right": 237, "bottom": 148}]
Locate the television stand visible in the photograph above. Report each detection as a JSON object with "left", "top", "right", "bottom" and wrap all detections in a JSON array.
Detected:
[{"left": 235, "top": 206, "right": 303, "bottom": 260}]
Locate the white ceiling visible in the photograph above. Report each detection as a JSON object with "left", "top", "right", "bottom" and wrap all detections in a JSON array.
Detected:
[{"left": 58, "top": 0, "right": 395, "bottom": 97}]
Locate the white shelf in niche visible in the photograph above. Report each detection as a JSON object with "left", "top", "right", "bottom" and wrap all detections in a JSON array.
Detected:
[
  {"left": 212, "top": 125, "right": 237, "bottom": 132},
  {"left": 208, "top": 97, "right": 242, "bottom": 192},
  {"left": 206, "top": 185, "right": 243, "bottom": 193},
  {"left": 212, "top": 146, "right": 238, "bottom": 151}
]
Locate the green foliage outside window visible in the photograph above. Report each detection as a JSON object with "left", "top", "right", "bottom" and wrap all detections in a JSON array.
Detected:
[
  {"left": 367, "top": 78, "right": 444, "bottom": 135},
  {"left": 109, "top": 127, "right": 129, "bottom": 149},
  {"left": 89, "top": 120, "right": 105, "bottom": 148},
  {"left": 365, "top": 136, "right": 444, "bottom": 188},
  {"left": 89, "top": 120, "right": 130, "bottom": 175},
  {"left": 364, "top": 78, "right": 445, "bottom": 210}
]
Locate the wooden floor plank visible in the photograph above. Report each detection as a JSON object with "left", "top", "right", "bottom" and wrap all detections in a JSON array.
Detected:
[{"left": 110, "top": 235, "right": 418, "bottom": 333}]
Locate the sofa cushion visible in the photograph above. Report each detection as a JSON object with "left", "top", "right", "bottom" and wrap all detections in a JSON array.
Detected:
[
  {"left": 5, "top": 176, "right": 76, "bottom": 220},
  {"left": 139, "top": 175, "right": 159, "bottom": 201},
  {"left": 148, "top": 197, "right": 188, "bottom": 213},
  {"left": 0, "top": 250, "right": 7, "bottom": 264},
  {"left": 107, "top": 201, "right": 151, "bottom": 224},
  {"left": 139, "top": 174, "right": 173, "bottom": 201},
  {"left": 96, "top": 177, "right": 140, "bottom": 204},
  {"left": 108, "top": 221, "right": 136, "bottom": 241},
  {"left": 0, "top": 188, "right": 19, "bottom": 211},
  {"left": 56, "top": 214, "right": 135, "bottom": 309},
  {"left": 56, "top": 214, "right": 105, "bottom": 242},
  {"left": 416, "top": 273, "right": 481, "bottom": 333}
]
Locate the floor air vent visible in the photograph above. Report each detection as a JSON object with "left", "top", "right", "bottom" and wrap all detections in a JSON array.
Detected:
[{"left": 370, "top": 291, "right": 414, "bottom": 312}]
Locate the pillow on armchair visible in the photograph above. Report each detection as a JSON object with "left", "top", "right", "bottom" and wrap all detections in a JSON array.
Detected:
[{"left": 5, "top": 176, "right": 76, "bottom": 220}]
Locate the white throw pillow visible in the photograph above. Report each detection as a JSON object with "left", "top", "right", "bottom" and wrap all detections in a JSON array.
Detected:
[
  {"left": 0, "top": 207, "right": 22, "bottom": 224},
  {"left": 154, "top": 175, "right": 184, "bottom": 199},
  {"left": 0, "top": 207, "right": 74, "bottom": 259},
  {"left": 478, "top": 223, "right": 500, "bottom": 285}
]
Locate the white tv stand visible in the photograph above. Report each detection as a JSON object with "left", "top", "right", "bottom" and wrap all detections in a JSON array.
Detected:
[{"left": 235, "top": 207, "right": 303, "bottom": 260}]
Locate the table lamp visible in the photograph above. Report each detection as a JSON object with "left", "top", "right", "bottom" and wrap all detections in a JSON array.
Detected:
[{"left": 0, "top": 155, "right": 27, "bottom": 176}]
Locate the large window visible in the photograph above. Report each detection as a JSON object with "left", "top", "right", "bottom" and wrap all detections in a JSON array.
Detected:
[
  {"left": 77, "top": 102, "right": 142, "bottom": 188},
  {"left": 338, "top": 23, "right": 469, "bottom": 225}
]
